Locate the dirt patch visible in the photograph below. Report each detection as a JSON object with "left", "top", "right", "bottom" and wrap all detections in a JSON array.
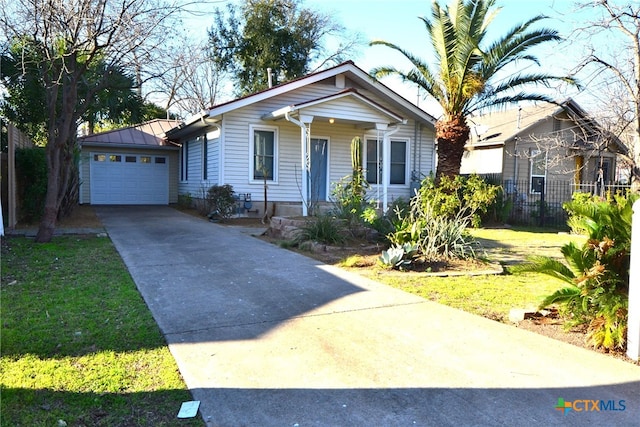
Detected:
[{"left": 15, "top": 204, "right": 104, "bottom": 229}]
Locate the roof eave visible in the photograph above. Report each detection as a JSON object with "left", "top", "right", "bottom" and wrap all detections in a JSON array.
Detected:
[{"left": 80, "top": 141, "right": 179, "bottom": 150}]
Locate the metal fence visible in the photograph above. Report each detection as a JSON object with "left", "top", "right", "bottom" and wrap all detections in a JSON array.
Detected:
[{"left": 488, "top": 178, "right": 631, "bottom": 229}]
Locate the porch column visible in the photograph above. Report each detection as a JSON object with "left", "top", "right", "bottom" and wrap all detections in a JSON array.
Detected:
[
  {"left": 286, "top": 114, "right": 314, "bottom": 216},
  {"left": 376, "top": 123, "right": 389, "bottom": 213},
  {"left": 302, "top": 116, "right": 314, "bottom": 216}
]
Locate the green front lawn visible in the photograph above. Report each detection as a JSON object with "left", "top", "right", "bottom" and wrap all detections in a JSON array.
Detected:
[
  {"left": 341, "top": 227, "right": 585, "bottom": 322},
  {"left": 1, "top": 236, "right": 203, "bottom": 426}
]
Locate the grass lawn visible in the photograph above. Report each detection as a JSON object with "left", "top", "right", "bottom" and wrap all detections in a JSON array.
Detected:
[
  {"left": 337, "top": 227, "right": 586, "bottom": 322},
  {"left": 1, "top": 235, "right": 203, "bottom": 426}
]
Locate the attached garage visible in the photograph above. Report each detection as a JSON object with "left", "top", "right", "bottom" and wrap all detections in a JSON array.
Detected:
[{"left": 79, "top": 120, "right": 180, "bottom": 205}]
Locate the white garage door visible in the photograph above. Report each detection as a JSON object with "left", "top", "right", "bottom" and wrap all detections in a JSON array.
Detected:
[{"left": 90, "top": 153, "right": 169, "bottom": 204}]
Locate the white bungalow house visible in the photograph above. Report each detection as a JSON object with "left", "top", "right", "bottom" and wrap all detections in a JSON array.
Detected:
[{"left": 166, "top": 61, "right": 437, "bottom": 217}]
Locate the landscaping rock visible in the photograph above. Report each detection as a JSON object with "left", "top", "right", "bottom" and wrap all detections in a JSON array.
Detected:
[{"left": 509, "top": 308, "right": 537, "bottom": 323}]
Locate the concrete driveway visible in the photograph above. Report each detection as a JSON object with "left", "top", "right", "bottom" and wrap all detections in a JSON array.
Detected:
[{"left": 96, "top": 206, "right": 640, "bottom": 426}]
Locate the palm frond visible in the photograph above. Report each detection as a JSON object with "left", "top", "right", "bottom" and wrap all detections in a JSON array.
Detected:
[
  {"left": 511, "top": 255, "right": 576, "bottom": 284},
  {"left": 539, "top": 286, "right": 580, "bottom": 310},
  {"left": 467, "top": 92, "right": 555, "bottom": 115}
]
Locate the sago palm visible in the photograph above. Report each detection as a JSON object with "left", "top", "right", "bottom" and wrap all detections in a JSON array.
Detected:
[
  {"left": 370, "top": 0, "right": 577, "bottom": 179},
  {"left": 513, "top": 194, "right": 638, "bottom": 351}
]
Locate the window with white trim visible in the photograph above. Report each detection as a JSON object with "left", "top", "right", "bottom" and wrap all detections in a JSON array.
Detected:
[
  {"left": 250, "top": 125, "right": 277, "bottom": 181},
  {"left": 530, "top": 149, "right": 546, "bottom": 193},
  {"left": 365, "top": 138, "right": 408, "bottom": 185}
]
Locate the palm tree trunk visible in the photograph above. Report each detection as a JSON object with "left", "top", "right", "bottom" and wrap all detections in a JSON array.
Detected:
[{"left": 435, "top": 115, "right": 470, "bottom": 180}]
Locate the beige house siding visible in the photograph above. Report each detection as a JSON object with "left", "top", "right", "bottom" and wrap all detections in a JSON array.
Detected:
[{"left": 502, "top": 116, "right": 617, "bottom": 187}]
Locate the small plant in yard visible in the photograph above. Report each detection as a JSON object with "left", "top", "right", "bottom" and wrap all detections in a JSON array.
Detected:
[
  {"left": 379, "top": 243, "right": 418, "bottom": 270},
  {"left": 386, "top": 185, "right": 479, "bottom": 263},
  {"left": 177, "top": 192, "right": 193, "bottom": 209},
  {"left": 206, "top": 184, "right": 236, "bottom": 220},
  {"left": 331, "top": 136, "right": 372, "bottom": 227},
  {"left": 514, "top": 192, "right": 638, "bottom": 351},
  {"left": 293, "top": 214, "right": 347, "bottom": 246}
]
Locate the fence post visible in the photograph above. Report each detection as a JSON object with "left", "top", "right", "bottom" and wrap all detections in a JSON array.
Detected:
[
  {"left": 628, "top": 199, "right": 640, "bottom": 361},
  {"left": 539, "top": 178, "right": 545, "bottom": 227}
]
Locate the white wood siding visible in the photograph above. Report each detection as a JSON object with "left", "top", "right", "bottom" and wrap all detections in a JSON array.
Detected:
[
  {"left": 178, "top": 80, "right": 436, "bottom": 205},
  {"left": 178, "top": 137, "right": 209, "bottom": 197},
  {"left": 209, "top": 136, "right": 220, "bottom": 186}
]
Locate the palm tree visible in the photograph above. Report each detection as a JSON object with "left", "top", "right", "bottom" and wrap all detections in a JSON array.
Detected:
[{"left": 370, "top": 0, "right": 577, "bottom": 180}]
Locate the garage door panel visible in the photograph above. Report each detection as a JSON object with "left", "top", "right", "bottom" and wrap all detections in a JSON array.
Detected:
[{"left": 90, "top": 153, "right": 169, "bottom": 205}]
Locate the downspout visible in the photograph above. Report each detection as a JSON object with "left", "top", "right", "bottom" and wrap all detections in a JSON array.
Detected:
[
  {"left": 410, "top": 120, "right": 419, "bottom": 180},
  {"left": 513, "top": 137, "right": 519, "bottom": 183},
  {"left": 284, "top": 111, "right": 313, "bottom": 216},
  {"left": 514, "top": 106, "right": 521, "bottom": 184}
]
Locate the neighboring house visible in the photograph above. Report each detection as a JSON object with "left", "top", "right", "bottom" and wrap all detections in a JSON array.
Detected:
[
  {"left": 460, "top": 99, "right": 624, "bottom": 226},
  {"left": 78, "top": 119, "right": 180, "bottom": 205},
  {"left": 461, "top": 98, "right": 623, "bottom": 191},
  {"left": 166, "top": 61, "right": 437, "bottom": 216}
]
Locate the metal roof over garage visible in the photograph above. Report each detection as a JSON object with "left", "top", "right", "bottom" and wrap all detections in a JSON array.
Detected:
[{"left": 80, "top": 119, "right": 181, "bottom": 148}]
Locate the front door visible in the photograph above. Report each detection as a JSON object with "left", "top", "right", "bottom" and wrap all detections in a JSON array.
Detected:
[{"left": 309, "top": 138, "right": 328, "bottom": 203}]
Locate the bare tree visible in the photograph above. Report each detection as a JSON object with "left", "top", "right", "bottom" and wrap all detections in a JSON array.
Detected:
[
  {"left": 0, "top": 0, "right": 203, "bottom": 242},
  {"left": 572, "top": 1, "right": 640, "bottom": 189},
  {"left": 147, "top": 35, "right": 228, "bottom": 118}
]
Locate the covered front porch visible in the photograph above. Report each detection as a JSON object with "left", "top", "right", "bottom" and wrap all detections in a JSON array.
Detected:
[{"left": 261, "top": 88, "right": 407, "bottom": 216}]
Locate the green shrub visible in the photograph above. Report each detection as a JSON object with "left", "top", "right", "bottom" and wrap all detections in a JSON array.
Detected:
[
  {"left": 177, "top": 192, "right": 193, "bottom": 209},
  {"left": 417, "top": 174, "right": 500, "bottom": 227},
  {"left": 15, "top": 147, "right": 47, "bottom": 222},
  {"left": 359, "top": 206, "right": 392, "bottom": 240},
  {"left": 206, "top": 184, "right": 236, "bottom": 220},
  {"left": 293, "top": 215, "right": 347, "bottom": 246},
  {"left": 514, "top": 192, "right": 638, "bottom": 351},
  {"left": 194, "top": 185, "right": 236, "bottom": 219},
  {"left": 331, "top": 136, "right": 371, "bottom": 226},
  {"left": 388, "top": 199, "right": 477, "bottom": 262}
]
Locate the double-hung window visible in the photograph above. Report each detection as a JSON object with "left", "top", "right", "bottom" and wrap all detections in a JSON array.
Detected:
[
  {"left": 365, "top": 138, "right": 408, "bottom": 185},
  {"left": 251, "top": 125, "right": 277, "bottom": 182},
  {"left": 530, "top": 149, "right": 546, "bottom": 193}
]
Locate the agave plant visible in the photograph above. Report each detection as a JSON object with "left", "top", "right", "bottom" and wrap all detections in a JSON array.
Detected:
[
  {"left": 514, "top": 193, "right": 638, "bottom": 351},
  {"left": 379, "top": 243, "right": 418, "bottom": 270}
]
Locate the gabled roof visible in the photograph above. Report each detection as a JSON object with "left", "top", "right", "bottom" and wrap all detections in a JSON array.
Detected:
[
  {"left": 80, "top": 119, "right": 181, "bottom": 148},
  {"left": 167, "top": 61, "right": 435, "bottom": 139},
  {"left": 466, "top": 99, "right": 625, "bottom": 153},
  {"left": 261, "top": 88, "right": 405, "bottom": 124}
]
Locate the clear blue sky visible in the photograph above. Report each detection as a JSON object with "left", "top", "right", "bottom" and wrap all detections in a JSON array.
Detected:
[
  {"left": 306, "top": 0, "right": 609, "bottom": 117},
  {"left": 188, "top": 0, "right": 618, "bottom": 117}
]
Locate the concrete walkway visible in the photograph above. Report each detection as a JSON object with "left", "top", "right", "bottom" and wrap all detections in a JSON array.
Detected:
[{"left": 96, "top": 206, "right": 640, "bottom": 426}]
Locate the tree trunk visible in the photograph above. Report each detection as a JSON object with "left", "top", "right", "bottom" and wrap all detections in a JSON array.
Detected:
[
  {"left": 435, "top": 115, "right": 470, "bottom": 181},
  {"left": 35, "top": 142, "right": 62, "bottom": 242},
  {"left": 35, "top": 64, "right": 79, "bottom": 243}
]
